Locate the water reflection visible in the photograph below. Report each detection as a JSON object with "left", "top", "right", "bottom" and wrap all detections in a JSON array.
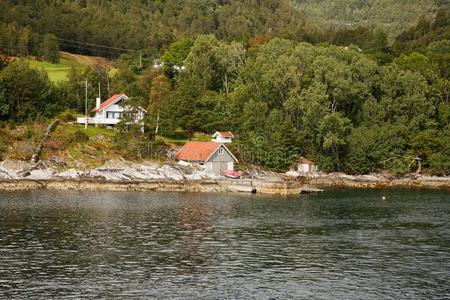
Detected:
[
  {"left": 0, "top": 189, "right": 449, "bottom": 298},
  {"left": 178, "top": 193, "right": 215, "bottom": 268}
]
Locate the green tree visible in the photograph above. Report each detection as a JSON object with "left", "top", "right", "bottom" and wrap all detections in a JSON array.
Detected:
[
  {"left": 148, "top": 74, "right": 171, "bottom": 137},
  {"left": 317, "top": 113, "right": 352, "bottom": 171},
  {"left": 40, "top": 33, "right": 60, "bottom": 63},
  {"left": 0, "top": 61, "right": 56, "bottom": 121},
  {"left": 18, "top": 26, "right": 31, "bottom": 56},
  {"left": 184, "top": 35, "right": 221, "bottom": 91},
  {"left": 161, "top": 39, "right": 194, "bottom": 77},
  {"left": 426, "top": 40, "right": 450, "bottom": 79}
]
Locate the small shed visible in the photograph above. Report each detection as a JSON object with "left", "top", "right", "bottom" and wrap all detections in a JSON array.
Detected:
[
  {"left": 212, "top": 131, "right": 234, "bottom": 143},
  {"left": 175, "top": 141, "right": 238, "bottom": 175},
  {"left": 298, "top": 156, "right": 317, "bottom": 174}
]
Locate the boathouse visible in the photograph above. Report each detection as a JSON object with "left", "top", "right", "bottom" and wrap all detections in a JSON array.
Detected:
[
  {"left": 298, "top": 156, "right": 317, "bottom": 174},
  {"left": 175, "top": 141, "right": 238, "bottom": 175}
]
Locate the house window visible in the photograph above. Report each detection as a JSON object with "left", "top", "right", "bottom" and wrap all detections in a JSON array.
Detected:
[
  {"left": 106, "top": 112, "right": 122, "bottom": 119},
  {"left": 218, "top": 147, "right": 223, "bottom": 154}
]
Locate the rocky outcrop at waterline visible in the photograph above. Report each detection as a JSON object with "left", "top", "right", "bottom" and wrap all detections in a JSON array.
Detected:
[
  {"left": 0, "top": 159, "right": 305, "bottom": 194},
  {"left": 1, "top": 159, "right": 449, "bottom": 193},
  {"left": 296, "top": 172, "right": 450, "bottom": 190}
]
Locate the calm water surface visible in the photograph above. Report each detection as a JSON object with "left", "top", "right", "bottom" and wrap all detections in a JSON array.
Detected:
[{"left": 0, "top": 189, "right": 449, "bottom": 299}]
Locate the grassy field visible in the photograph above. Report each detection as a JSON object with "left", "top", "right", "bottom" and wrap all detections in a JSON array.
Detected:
[
  {"left": 71, "top": 124, "right": 117, "bottom": 138},
  {"left": 25, "top": 57, "right": 85, "bottom": 83},
  {"left": 22, "top": 52, "right": 115, "bottom": 84}
]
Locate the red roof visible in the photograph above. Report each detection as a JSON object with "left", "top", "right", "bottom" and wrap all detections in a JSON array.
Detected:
[
  {"left": 215, "top": 131, "right": 234, "bottom": 138},
  {"left": 299, "top": 156, "right": 314, "bottom": 165},
  {"left": 91, "top": 93, "right": 126, "bottom": 112},
  {"left": 175, "top": 141, "right": 221, "bottom": 162}
]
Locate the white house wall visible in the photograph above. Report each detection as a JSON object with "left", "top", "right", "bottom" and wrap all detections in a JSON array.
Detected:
[
  {"left": 106, "top": 104, "right": 125, "bottom": 112},
  {"left": 298, "top": 163, "right": 317, "bottom": 173},
  {"left": 212, "top": 136, "right": 232, "bottom": 143}
]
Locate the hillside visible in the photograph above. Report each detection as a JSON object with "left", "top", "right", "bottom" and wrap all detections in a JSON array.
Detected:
[
  {"left": 0, "top": 0, "right": 312, "bottom": 57},
  {"left": 294, "top": 0, "right": 445, "bottom": 39},
  {"left": 21, "top": 52, "right": 113, "bottom": 83},
  {"left": 0, "top": 2, "right": 449, "bottom": 176}
]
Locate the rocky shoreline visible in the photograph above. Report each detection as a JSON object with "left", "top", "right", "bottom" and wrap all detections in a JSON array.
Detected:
[
  {"left": 0, "top": 159, "right": 304, "bottom": 194},
  {"left": 0, "top": 159, "right": 449, "bottom": 194},
  {"left": 298, "top": 172, "right": 450, "bottom": 191}
]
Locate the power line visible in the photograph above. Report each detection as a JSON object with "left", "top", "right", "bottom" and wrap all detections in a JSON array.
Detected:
[
  {"left": 57, "top": 42, "right": 126, "bottom": 55},
  {"left": 57, "top": 37, "right": 143, "bottom": 63},
  {"left": 55, "top": 37, "right": 137, "bottom": 52}
]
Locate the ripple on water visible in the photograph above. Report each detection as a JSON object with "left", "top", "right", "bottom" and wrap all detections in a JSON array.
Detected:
[{"left": 0, "top": 189, "right": 449, "bottom": 298}]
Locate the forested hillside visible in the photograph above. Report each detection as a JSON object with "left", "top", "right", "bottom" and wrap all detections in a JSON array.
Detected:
[
  {"left": 294, "top": 0, "right": 446, "bottom": 39},
  {"left": 0, "top": 0, "right": 315, "bottom": 57},
  {"left": 0, "top": 2, "right": 449, "bottom": 176}
]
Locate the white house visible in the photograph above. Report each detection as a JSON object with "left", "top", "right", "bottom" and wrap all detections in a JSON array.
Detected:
[
  {"left": 298, "top": 157, "right": 317, "bottom": 174},
  {"left": 212, "top": 131, "right": 234, "bottom": 143},
  {"left": 77, "top": 94, "right": 146, "bottom": 126},
  {"left": 175, "top": 141, "right": 238, "bottom": 175},
  {"left": 153, "top": 59, "right": 185, "bottom": 71}
]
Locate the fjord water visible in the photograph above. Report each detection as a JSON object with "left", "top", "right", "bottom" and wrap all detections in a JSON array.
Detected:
[{"left": 0, "top": 189, "right": 449, "bottom": 299}]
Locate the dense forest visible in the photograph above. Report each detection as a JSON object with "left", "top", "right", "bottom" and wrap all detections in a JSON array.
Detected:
[
  {"left": 0, "top": 0, "right": 316, "bottom": 57},
  {"left": 294, "top": 0, "right": 447, "bottom": 39},
  {"left": 0, "top": 1, "right": 449, "bottom": 175}
]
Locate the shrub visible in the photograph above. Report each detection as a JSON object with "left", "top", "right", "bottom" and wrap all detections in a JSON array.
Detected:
[
  {"left": 64, "top": 129, "right": 89, "bottom": 145},
  {"left": 24, "top": 128, "right": 34, "bottom": 139},
  {"left": 0, "top": 141, "right": 7, "bottom": 160},
  {"left": 165, "top": 129, "right": 189, "bottom": 140},
  {"left": 58, "top": 110, "right": 77, "bottom": 122},
  {"left": 73, "top": 129, "right": 89, "bottom": 143},
  {"left": 43, "top": 139, "right": 65, "bottom": 150},
  {"left": 8, "top": 121, "right": 16, "bottom": 130}
]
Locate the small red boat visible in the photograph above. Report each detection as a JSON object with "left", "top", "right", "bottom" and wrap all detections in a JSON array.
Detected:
[{"left": 223, "top": 170, "right": 243, "bottom": 179}]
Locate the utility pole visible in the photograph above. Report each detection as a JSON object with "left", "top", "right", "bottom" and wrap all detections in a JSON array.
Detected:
[
  {"left": 106, "top": 73, "right": 110, "bottom": 97},
  {"left": 98, "top": 82, "right": 101, "bottom": 100},
  {"left": 139, "top": 50, "right": 142, "bottom": 69},
  {"left": 85, "top": 78, "right": 88, "bottom": 130}
]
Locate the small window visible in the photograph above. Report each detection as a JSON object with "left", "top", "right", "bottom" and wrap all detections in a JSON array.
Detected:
[
  {"left": 218, "top": 147, "right": 223, "bottom": 154},
  {"left": 107, "top": 112, "right": 122, "bottom": 119}
]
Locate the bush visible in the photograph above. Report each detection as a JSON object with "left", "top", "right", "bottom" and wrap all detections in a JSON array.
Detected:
[
  {"left": 64, "top": 129, "right": 89, "bottom": 144},
  {"left": 165, "top": 129, "right": 189, "bottom": 140},
  {"left": 115, "top": 128, "right": 169, "bottom": 160},
  {"left": 43, "top": 139, "right": 65, "bottom": 150},
  {"left": 24, "top": 128, "right": 34, "bottom": 139},
  {"left": 8, "top": 121, "right": 16, "bottom": 130},
  {"left": 73, "top": 129, "right": 89, "bottom": 143},
  {"left": 0, "top": 141, "right": 7, "bottom": 160},
  {"left": 58, "top": 110, "right": 77, "bottom": 122}
]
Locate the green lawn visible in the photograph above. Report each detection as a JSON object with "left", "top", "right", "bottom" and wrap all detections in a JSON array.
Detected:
[
  {"left": 157, "top": 134, "right": 211, "bottom": 146},
  {"left": 157, "top": 136, "right": 188, "bottom": 146},
  {"left": 21, "top": 52, "right": 115, "bottom": 84},
  {"left": 24, "top": 57, "right": 86, "bottom": 83},
  {"left": 72, "top": 124, "right": 117, "bottom": 138}
]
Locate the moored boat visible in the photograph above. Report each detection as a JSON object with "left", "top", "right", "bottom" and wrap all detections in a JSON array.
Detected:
[{"left": 223, "top": 170, "right": 243, "bottom": 179}]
